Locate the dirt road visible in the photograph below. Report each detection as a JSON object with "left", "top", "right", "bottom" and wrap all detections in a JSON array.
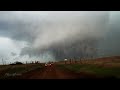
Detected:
[
  {"left": 18, "top": 64, "right": 83, "bottom": 79},
  {"left": 4, "top": 64, "right": 117, "bottom": 79}
]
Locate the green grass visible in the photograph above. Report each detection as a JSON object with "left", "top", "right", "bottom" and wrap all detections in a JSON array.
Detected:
[{"left": 57, "top": 64, "right": 120, "bottom": 78}]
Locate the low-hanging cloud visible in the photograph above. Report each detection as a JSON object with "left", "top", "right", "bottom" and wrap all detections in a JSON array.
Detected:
[{"left": 0, "top": 11, "right": 120, "bottom": 63}]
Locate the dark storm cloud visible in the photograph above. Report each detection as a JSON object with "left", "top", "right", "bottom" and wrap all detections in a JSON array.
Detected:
[
  {"left": 0, "top": 11, "right": 120, "bottom": 61},
  {"left": 97, "top": 12, "right": 120, "bottom": 57},
  {"left": 0, "top": 19, "right": 35, "bottom": 42}
]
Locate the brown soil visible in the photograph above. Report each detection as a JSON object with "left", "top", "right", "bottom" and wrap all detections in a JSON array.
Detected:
[{"left": 16, "top": 64, "right": 99, "bottom": 79}]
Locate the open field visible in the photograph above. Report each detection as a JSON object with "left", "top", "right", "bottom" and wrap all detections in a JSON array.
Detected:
[
  {"left": 0, "top": 64, "right": 44, "bottom": 79},
  {"left": 56, "top": 56, "right": 120, "bottom": 78},
  {"left": 57, "top": 64, "right": 120, "bottom": 78},
  {"left": 0, "top": 56, "right": 120, "bottom": 79}
]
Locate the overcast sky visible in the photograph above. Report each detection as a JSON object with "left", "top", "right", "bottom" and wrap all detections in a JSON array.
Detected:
[{"left": 0, "top": 11, "right": 120, "bottom": 64}]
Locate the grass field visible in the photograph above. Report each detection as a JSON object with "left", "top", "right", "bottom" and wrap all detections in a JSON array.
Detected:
[
  {"left": 0, "top": 64, "right": 43, "bottom": 79},
  {"left": 57, "top": 56, "right": 120, "bottom": 78},
  {"left": 57, "top": 64, "right": 120, "bottom": 78},
  {"left": 1, "top": 56, "right": 120, "bottom": 79}
]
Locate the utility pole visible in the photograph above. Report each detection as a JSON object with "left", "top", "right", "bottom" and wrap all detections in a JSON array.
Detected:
[{"left": 2, "top": 58, "right": 4, "bottom": 65}]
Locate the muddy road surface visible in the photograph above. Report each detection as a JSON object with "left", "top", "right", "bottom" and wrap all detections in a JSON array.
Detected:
[{"left": 18, "top": 64, "right": 83, "bottom": 79}]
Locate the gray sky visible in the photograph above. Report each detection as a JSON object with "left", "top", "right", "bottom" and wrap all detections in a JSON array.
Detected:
[{"left": 0, "top": 11, "right": 120, "bottom": 64}]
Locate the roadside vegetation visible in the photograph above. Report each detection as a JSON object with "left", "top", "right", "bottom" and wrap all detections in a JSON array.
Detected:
[{"left": 57, "top": 56, "right": 120, "bottom": 78}]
